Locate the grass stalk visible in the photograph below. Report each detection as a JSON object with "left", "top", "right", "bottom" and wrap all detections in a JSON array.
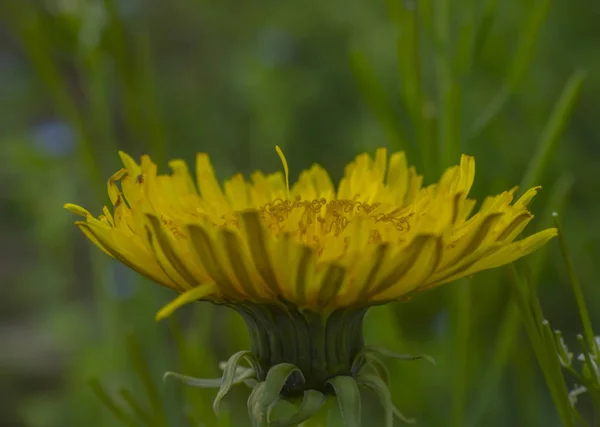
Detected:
[
  {"left": 554, "top": 215, "right": 598, "bottom": 356},
  {"left": 520, "top": 70, "right": 586, "bottom": 192},
  {"left": 469, "top": 0, "right": 550, "bottom": 139},
  {"left": 127, "top": 334, "right": 170, "bottom": 427}
]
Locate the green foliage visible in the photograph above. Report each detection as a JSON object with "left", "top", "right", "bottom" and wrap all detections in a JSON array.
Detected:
[{"left": 1, "top": 0, "right": 599, "bottom": 426}]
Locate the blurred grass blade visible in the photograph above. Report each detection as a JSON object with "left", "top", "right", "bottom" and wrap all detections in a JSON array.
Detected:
[
  {"left": 434, "top": 0, "right": 462, "bottom": 169},
  {"left": 472, "top": 0, "right": 498, "bottom": 62},
  {"left": 127, "top": 334, "right": 169, "bottom": 427},
  {"left": 2, "top": 2, "right": 103, "bottom": 191},
  {"left": 103, "top": 0, "right": 167, "bottom": 163},
  {"left": 554, "top": 214, "right": 598, "bottom": 356},
  {"left": 507, "top": 0, "right": 550, "bottom": 89},
  {"left": 520, "top": 70, "right": 586, "bottom": 191},
  {"left": 349, "top": 51, "right": 414, "bottom": 160},
  {"left": 120, "top": 387, "right": 156, "bottom": 426},
  {"left": 469, "top": 301, "right": 520, "bottom": 425},
  {"left": 530, "top": 174, "right": 574, "bottom": 279},
  {"left": 395, "top": 1, "right": 436, "bottom": 177},
  {"left": 451, "top": 279, "right": 471, "bottom": 427},
  {"left": 88, "top": 378, "right": 138, "bottom": 427},
  {"left": 470, "top": 0, "right": 550, "bottom": 138}
]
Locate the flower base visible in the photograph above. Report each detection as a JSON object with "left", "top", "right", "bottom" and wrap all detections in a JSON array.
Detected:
[{"left": 235, "top": 303, "right": 368, "bottom": 397}]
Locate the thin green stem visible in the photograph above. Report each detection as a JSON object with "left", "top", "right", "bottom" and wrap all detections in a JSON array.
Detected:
[{"left": 554, "top": 216, "right": 598, "bottom": 356}]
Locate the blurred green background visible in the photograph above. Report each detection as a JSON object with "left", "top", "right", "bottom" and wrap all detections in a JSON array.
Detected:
[{"left": 1, "top": 0, "right": 599, "bottom": 426}]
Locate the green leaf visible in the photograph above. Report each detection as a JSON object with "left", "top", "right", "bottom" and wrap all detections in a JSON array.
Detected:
[
  {"left": 213, "top": 350, "right": 255, "bottom": 414},
  {"left": 327, "top": 376, "right": 361, "bottom": 427},
  {"left": 270, "top": 390, "right": 327, "bottom": 427}
]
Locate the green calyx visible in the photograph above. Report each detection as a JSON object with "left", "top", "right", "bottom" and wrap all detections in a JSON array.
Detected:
[
  {"left": 163, "top": 304, "right": 436, "bottom": 426},
  {"left": 235, "top": 304, "right": 368, "bottom": 395}
]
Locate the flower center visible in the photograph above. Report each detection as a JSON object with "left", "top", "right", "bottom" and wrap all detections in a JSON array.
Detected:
[
  {"left": 234, "top": 303, "right": 367, "bottom": 397},
  {"left": 257, "top": 197, "right": 414, "bottom": 257}
]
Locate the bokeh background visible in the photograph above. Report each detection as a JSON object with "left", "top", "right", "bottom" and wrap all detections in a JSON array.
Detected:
[{"left": 1, "top": 0, "right": 599, "bottom": 426}]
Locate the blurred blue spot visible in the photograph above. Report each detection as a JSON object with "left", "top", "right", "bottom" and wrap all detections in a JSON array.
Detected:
[
  {"left": 257, "top": 28, "right": 296, "bottom": 67},
  {"left": 434, "top": 310, "right": 449, "bottom": 337},
  {"left": 110, "top": 262, "right": 138, "bottom": 299},
  {"left": 32, "top": 120, "right": 75, "bottom": 158}
]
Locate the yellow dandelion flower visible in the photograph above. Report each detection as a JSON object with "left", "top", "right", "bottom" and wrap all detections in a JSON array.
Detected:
[
  {"left": 65, "top": 147, "right": 555, "bottom": 315},
  {"left": 65, "top": 147, "right": 556, "bottom": 425}
]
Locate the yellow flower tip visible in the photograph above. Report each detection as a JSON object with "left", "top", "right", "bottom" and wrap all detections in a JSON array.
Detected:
[
  {"left": 155, "top": 284, "right": 218, "bottom": 321},
  {"left": 118, "top": 151, "right": 142, "bottom": 175},
  {"left": 275, "top": 145, "right": 290, "bottom": 196},
  {"left": 64, "top": 203, "right": 91, "bottom": 218}
]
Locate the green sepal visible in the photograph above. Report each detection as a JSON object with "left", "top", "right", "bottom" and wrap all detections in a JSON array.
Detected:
[
  {"left": 360, "top": 356, "right": 391, "bottom": 385},
  {"left": 214, "top": 350, "right": 256, "bottom": 415},
  {"left": 163, "top": 366, "right": 255, "bottom": 389},
  {"left": 260, "top": 363, "right": 305, "bottom": 408},
  {"left": 356, "top": 373, "right": 415, "bottom": 426},
  {"left": 327, "top": 376, "right": 361, "bottom": 427},
  {"left": 357, "top": 345, "right": 436, "bottom": 365},
  {"left": 247, "top": 363, "right": 305, "bottom": 426},
  {"left": 248, "top": 382, "right": 269, "bottom": 427},
  {"left": 270, "top": 390, "right": 327, "bottom": 427}
]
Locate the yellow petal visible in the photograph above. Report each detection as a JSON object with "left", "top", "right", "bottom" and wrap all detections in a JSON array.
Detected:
[
  {"left": 275, "top": 145, "right": 290, "bottom": 197},
  {"left": 64, "top": 203, "right": 92, "bottom": 218},
  {"left": 196, "top": 153, "right": 227, "bottom": 206},
  {"left": 146, "top": 214, "right": 199, "bottom": 289},
  {"left": 118, "top": 151, "right": 142, "bottom": 176},
  {"left": 156, "top": 283, "right": 218, "bottom": 321},
  {"left": 187, "top": 224, "right": 245, "bottom": 299}
]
